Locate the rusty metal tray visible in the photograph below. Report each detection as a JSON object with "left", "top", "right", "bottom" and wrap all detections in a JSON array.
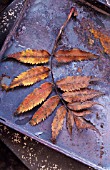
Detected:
[{"left": 0, "top": 0, "right": 110, "bottom": 169}]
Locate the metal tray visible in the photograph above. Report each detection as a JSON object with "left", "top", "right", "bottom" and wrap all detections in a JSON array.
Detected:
[{"left": 0, "top": 0, "right": 110, "bottom": 169}]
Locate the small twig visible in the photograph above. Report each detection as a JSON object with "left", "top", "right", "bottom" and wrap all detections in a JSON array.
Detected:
[
  {"left": 0, "top": 0, "right": 29, "bottom": 60},
  {"left": 51, "top": 7, "right": 78, "bottom": 56},
  {"left": 50, "top": 7, "right": 78, "bottom": 110}
]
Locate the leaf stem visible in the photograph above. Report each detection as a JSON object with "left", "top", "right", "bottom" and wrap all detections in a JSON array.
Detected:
[
  {"left": 50, "top": 7, "right": 78, "bottom": 110},
  {"left": 52, "top": 7, "right": 77, "bottom": 56}
]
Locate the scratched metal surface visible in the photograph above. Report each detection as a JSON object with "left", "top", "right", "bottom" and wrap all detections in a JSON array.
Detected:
[{"left": 0, "top": 0, "right": 110, "bottom": 170}]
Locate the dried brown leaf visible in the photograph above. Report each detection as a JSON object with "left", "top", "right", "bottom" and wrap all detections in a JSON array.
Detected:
[
  {"left": 73, "top": 110, "right": 91, "bottom": 117},
  {"left": 8, "top": 66, "right": 50, "bottom": 89},
  {"left": 15, "top": 82, "right": 52, "bottom": 115},
  {"left": 57, "top": 76, "right": 94, "bottom": 92},
  {"left": 66, "top": 111, "right": 74, "bottom": 135},
  {"left": 55, "top": 48, "right": 98, "bottom": 63},
  {"left": 68, "top": 101, "right": 98, "bottom": 111},
  {"left": 7, "top": 49, "right": 50, "bottom": 65},
  {"left": 51, "top": 106, "right": 66, "bottom": 142},
  {"left": 63, "top": 89, "right": 103, "bottom": 103},
  {"left": 30, "top": 95, "right": 60, "bottom": 126},
  {"left": 74, "top": 116, "right": 100, "bottom": 134}
]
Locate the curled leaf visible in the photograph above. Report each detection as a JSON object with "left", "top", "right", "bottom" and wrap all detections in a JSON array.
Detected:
[
  {"left": 15, "top": 82, "right": 52, "bottom": 115},
  {"left": 57, "top": 76, "right": 96, "bottom": 92},
  {"left": 8, "top": 66, "right": 50, "bottom": 89},
  {"left": 68, "top": 101, "right": 98, "bottom": 111},
  {"left": 30, "top": 95, "right": 60, "bottom": 126},
  {"left": 7, "top": 49, "right": 50, "bottom": 64},
  {"left": 1, "top": 76, "right": 11, "bottom": 90},
  {"left": 74, "top": 116, "right": 100, "bottom": 134},
  {"left": 55, "top": 48, "right": 98, "bottom": 63},
  {"left": 63, "top": 89, "right": 103, "bottom": 103},
  {"left": 51, "top": 106, "right": 66, "bottom": 143},
  {"left": 66, "top": 111, "right": 74, "bottom": 135}
]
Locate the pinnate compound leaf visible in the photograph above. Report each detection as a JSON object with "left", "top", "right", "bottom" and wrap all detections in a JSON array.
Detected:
[
  {"left": 7, "top": 49, "right": 50, "bottom": 65},
  {"left": 63, "top": 89, "right": 103, "bottom": 103},
  {"left": 66, "top": 111, "right": 74, "bottom": 135},
  {"left": 55, "top": 48, "right": 98, "bottom": 63},
  {"left": 74, "top": 116, "right": 100, "bottom": 134},
  {"left": 51, "top": 106, "right": 66, "bottom": 143},
  {"left": 15, "top": 82, "right": 53, "bottom": 115},
  {"left": 68, "top": 101, "right": 98, "bottom": 111},
  {"left": 57, "top": 76, "right": 95, "bottom": 92},
  {"left": 8, "top": 66, "right": 50, "bottom": 89},
  {"left": 30, "top": 95, "right": 60, "bottom": 126}
]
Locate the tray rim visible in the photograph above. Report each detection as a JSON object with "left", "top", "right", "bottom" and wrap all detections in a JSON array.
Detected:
[{"left": 0, "top": 117, "right": 107, "bottom": 170}]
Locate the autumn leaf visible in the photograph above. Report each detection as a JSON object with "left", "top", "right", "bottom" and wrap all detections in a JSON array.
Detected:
[
  {"left": 51, "top": 106, "right": 66, "bottom": 143},
  {"left": 62, "top": 89, "right": 103, "bottom": 103},
  {"left": 8, "top": 66, "right": 50, "bottom": 89},
  {"left": 68, "top": 101, "right": 98, "bottom": 111},
  {"left": 55, "top": 48, "right": 98, "bottom": 63},
  {"left": 15, "top": 82, "right": 53, "bottom": 115},
  {"left": 73, "top": 110, "right": 91, "bottom": 117},
  {"left": 74, "top": 116, "right": 100, "bottom": 134},
  {"left": 30, "top": 95, "right": 60, "bottom": 126},
  {"left": 56, "top": 76, "right": 97, "bottom": 92},
  {"left": 7, "top": 49, "right": 50, "bottom": 65},
  {"left": 66, "top": 111, "right": 74, "bottom": 135}
]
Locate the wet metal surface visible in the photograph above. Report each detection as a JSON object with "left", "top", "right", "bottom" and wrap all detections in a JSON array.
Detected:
[
  {"left": 0, "top": 0, "right": 25, "bottom": 49},
  {"left": 0, "top": 0, "right": 29, "bottom": 58},
  {"left": 0, "top": 0, "right": 14, "bottom": 13},
  {"left": 0, "top": 0, "right": 110, "bottom": 170},
  {"left": 0, "top": 136, "right": 27, "bottom": 170}
]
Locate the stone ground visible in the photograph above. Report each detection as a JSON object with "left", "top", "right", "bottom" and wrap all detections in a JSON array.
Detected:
[{"left": 0, "top": 140, "right": 28, "bottom": 170}]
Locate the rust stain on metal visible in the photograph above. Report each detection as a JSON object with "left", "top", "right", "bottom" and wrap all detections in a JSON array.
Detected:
[{"left": 90, "top": 28, "right": 110, "bottom": 55}]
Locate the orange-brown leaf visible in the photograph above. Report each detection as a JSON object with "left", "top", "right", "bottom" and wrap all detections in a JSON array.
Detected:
[
  {"left": 73, "top": 110, "right": 91, "bottom": 117},
  {"left": 63, "top": 89, "right": 103, "bottom": 103},
  {"left": 7, "top": 49, "right": 50, "bottom": 65},
  {"left": 8, "top": 66, "right": 50, "bottom": 89},
  {"left": 57, "top": 76, "right": 94, "bottom": 92},
  {"left": 30, "top": 95, "right": 60, "bottom": 126},
  {"left": 15, "top": 82, "right": 52, "bottom": 115},
  {"left": 55, "top": 48, "right": 98, "bottom": 63},
  {"left": 66, "top": 111, "right": 74, "bottom": 135},
  {"left": 51, "top": 106, "right": 66, "bottom": 142},
  {"left": 74, "top": 117, "right": 99, "bottom": 134},
  {"left": 68, "top": 101, "right": 98, "bottom": 111}
]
